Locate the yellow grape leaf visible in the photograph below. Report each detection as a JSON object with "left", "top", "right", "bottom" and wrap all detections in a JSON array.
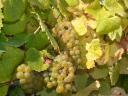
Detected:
[
  {"left": 86, "top": 39, "right": 103, "bottom": 69},
  {"left": 71, "top": 16, "right": 87, "bottom": 36},
  {"left": 86, "top": 60, "right": 95, "bottom": 69},
  {"left": 123, "top": 0, "right": 128, "bottom": 8},
  {"left": 87, "top": 19, "right": 97, "bottom": 29},
  {"left": 86, "top": 39, "right": 102, "bottom": 60}
]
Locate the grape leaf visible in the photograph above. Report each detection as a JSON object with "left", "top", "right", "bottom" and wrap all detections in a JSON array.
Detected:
[
  {"left": 86, "top": 60, "right": 95, "bottom": 69},
  {"left": 26, "top": 48, "right": 49, "bottom": 72},
  {"left": 121, "top": 18, "right": 128, "bottom": 30},
  {"left": 99, "top": 80, "right": 111, "bottom": 95},
  {"left": 87, "top": 19, "right": 96, "bottom": 29},
  {"left": 38, "top": 89, "right": 58, "bottom": 96},
  {"left": 123, "top": 0, "right": 128, "bottom": 8},
  {"left": 82, "top": 0, "right": 94, "bottom": 3},
  {"left": 4, "top": 14, "right": 27, "bottom": 35},
  {"left": 4, "top": 0, "right": 26, "bottom": 22},
  {"left": 71, "top": 16, "right": 87, "bottom": 36},
  {"left": 119, "top": 57, "right": 128, "bottom": 74},
  {"left": 76, "top": 81, "right": 100, "bottom": 96},
  {"left": 90, "top": 66, "right": 109, "bottom": 79},
  {"left": 86, "top": 39, "right": 102, "bottom": 69},
  {"left": 0, "top": 46, "right": 24, "bottom": 83},
  {"left": 38, "top": 16, "right": 59, "bottom": 51},
  {"left": 8, "top": 32, "right": 30, "bottom": 47},
  {"left": 56, "top": 0, "right": 71, "bottom": 17},
  {"left": 108, "top": 26, "right": 122, "bottom": 41},
  {"left": 38, "top": 0, "right": 51, "bottom": 9},
  {"left": 0, "top": 35, "right": 6, "bottom": 54},
  {"left": 85, "top": 0, "right": 101, "bottom": 18},
  {"left": 8, "top": 85, "right": 25, "bottom": 96},
  {"left": 28, "top": 0, "right": 51, "bottom": 10},
  {"left": 26, "top": 31, "right": 49, "bottom": 50},
  {"left": 85, "top": 0, "right": 110, "bottom": 20},
  {"left": 96, "top": 16, "right": 121, "bottom": 35},
  {"left": 46, "top": 10, "right": 57, "bottom": 27},
  {"left": 0, "top": 0, "right": 4, "bottom": 33},
  {"left": 65, "top": 0, "right": 79, "bottom": 6},
  {"left": 103, "top": 0, "right": 126, "bottom": 17},
  {"left": 75, "top": 71, "right": 89, "bottom": 90},
  {"left": 109, "top": 63, "right": 120, "bottom": 86},
  {"left": 0, "top": 85, "right": 9, "bottom": 96},
  {"left": 86, "top": 39, "right": 102, "bottom": 61}
]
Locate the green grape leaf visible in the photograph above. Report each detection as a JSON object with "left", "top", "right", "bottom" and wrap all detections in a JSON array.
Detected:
[
  {"left": 26, "top": 48, "right": 49, "bottom": 72},
  {"left": 75, "top": 71, "right": 89, "bottom": 91},
  {"left": 38, "top": 0, "right": 51, "bottom": 9},
  {"left": 99, "top": 80, "right": 111, "bottom": 95},
  {"left": 28, "top": 0, "right": 51, "bottom": 9},
  {"left": 103, "top": 0, "right": 126, "bottom": 17},
  {"left": 0, "top": 85, "right": 9, "bottom": 96},
  {"left": 38, "top": 16, "right": 59, "bottom": 51},
  {"left": 38, "top": 89, "right": 58, "bottom": 96},
  {"left": 57, "top": 0, "right": 71, "bottom": 17},
  {"left": 85, "top": 0, "right": 110, "bottom": 19},
  {"left": 26, "top": 31, "right": 49, "bottom": 50},
  {"left": 90, "top": 66, "right": 109, "bottom": 79},
  {"left": 108, "top": 26, "right": 122, "bottom": 41},
  {"left": 82, "top": 0, "right": 94, "bottom": 3},
  {"left": 119, "top": 57, "right": 128, "bottom": 74},
  {"left": 0, "top": 0, "right": 4, "bottom": 33},
  {"left": 4, "top": 14, "right": 27, "bottom": 35},
  {"left": 71, "top": 16, "right": 87, "bottom": 36},
  {"left": 8, "top": 33, "right": 30, "bottom": 47},
  {"left": 96, "top": 16, "right": 121, "bottom": 35},
  {"left": 46, "top": 10, "right": 57, "bottom": 27},
  {"left": 8, "top": 85, "right": 25, "bottom": 96},
  {"left": 76, "top": 81, "right": 100, "bottom": 96},
  {"left": 123, "top": 0, "right": 128, "bottom": 8},
  {"left": 0, "top": 35, "right": 8, "bottom": 53},
  {"left": 109, "top": 63, "right": 120, "bottom": 86},
  {"left": 121, "top": 18, "right": 128, "bottom": 30},
  {"left": 65, "top": 0, "right": 79, "bottom": 6},
  {"left": 0, "top": 46, "right": 24, "bottom": 83},
  {"left": 85, "top": 0, "right": 101, "bottom": 18},
  {"left": 4, "top": 0, "right": 26, "bottom": 22}
]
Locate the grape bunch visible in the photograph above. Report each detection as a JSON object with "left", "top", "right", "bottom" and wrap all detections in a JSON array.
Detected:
[
  {"left": 16, "top": 64, "right": 43, "bottom": 93},
  {"left": 53, "top": 21, "right": 81, "bottom": 64},
  {"left": 43, "top": 53, "right": 75, "bottom": 93}
]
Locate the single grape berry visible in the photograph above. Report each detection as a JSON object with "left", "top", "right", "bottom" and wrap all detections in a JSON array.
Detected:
[{"left": 56, "top": 85, "right": 65, "bottom": 93}]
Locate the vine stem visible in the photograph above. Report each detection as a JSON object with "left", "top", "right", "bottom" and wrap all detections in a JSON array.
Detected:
[
  {"left": 0, "top": 79, "right": 18, "bottom": 87},
  {"left": 34, "top": 26, "right": 41, "bottom": 34}
]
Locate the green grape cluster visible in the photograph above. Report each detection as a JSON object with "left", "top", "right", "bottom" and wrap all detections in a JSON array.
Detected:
[
  {"left": 16, "top": 64, "right": 43, "bottom": 93},
  {"left": 53, "top": 21, "right": 81, "bottom": 64},
  {"left": 43, "top": 53, "right": 75, "bottom": 93}
]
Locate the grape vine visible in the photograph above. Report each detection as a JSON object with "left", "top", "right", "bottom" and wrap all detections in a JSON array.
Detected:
[{"left": 0, "top": 0, "right": 128, "bottom": 96}]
